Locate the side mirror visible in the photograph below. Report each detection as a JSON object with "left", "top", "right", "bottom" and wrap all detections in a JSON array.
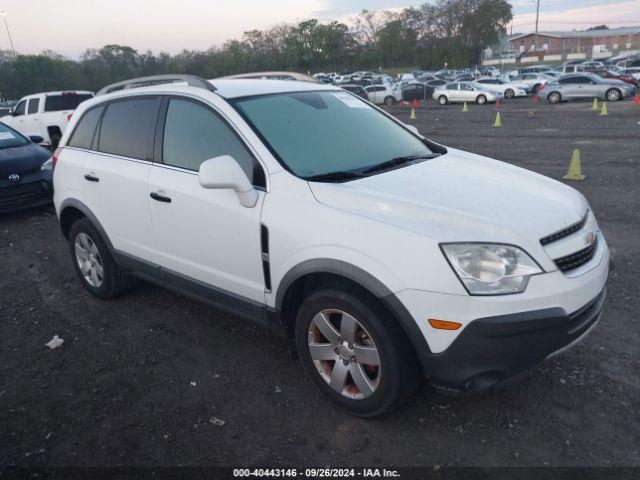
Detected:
[
  {"left": 8, "top": 107, "right": 15, "bottom": 115},
  {"left": 199, "top": 155, "right": 258, "bottom": 208},
  {"left": 29, "top": 135, "right": 44, "bottom": 144}
]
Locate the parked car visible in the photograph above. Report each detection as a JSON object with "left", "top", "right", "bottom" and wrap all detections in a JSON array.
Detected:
[
  {"left": 1, "top": 91, "right": 94, "bottom": 150},
  {"left": 364, "top": 85, "right": 397, "bottom": 105},
  {"left": 53, "top": 74, "right": 608, "bottom": 417},
  {"left": 341, "top": 84, "right": 368, "bottom": 99},
  {"left": 510, "top": 73, "right": 551, "bottom": 93},
  {"left": 622, "top": 67, "right": 640, "bottom": 80},
  {"left": 552, "top": 65, "right": 583, "bottom": 75},
  {"left": 475, "top": 78, "right": 529, "bottom": 98},
  {"left": 222, "top": 71, "right": 318, "bottom": 82},
  {"left": 0, "top": 121, "right": 53, "bottom": 214},
  {"left": 589, "top": 69, "right": 639, "bottom": 87},
  {"left": 401, "top": 82, "right": 428, "bottom": 102},
  {"left": 434, "top": 82, "right": 501, "bottom": 105},
  {"left": 543, "top": 73, "right": 636, "bottom": 103}
]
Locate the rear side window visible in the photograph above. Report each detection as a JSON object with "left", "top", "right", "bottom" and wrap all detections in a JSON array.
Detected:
[
  {"left": 44, "top": 94, "right": 93, "bottom": 112},
  {"left": 98, "top": 98, "right": 159, "bottom": 160},
  {"left": 27, "top": 99, "right": 40, "bottom": 114},
  {"left": 162, "top": 98, "right": 263, "bottom": 186},
  {"left": 68, "top": 106, "right": 104, "bottom": 150}
]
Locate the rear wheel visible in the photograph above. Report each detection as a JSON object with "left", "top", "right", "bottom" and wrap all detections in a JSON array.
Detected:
[
  {"left": 383, "top": 96, "right": 395, "bottom": 105},
  {"left": 606, "top": 88, "right": 622, "bottom": 101},
  {"left": 504, "top": 89, "right": 515, "bottom": 99},
  {"left": 438, "top": 95, "right": 448, "bottom": 105},
  {"left": 295, "top": 286, "right": 420, "bottom": 418},
  {"left": 476, "top": 94, "right": 487, "bottom": 105},
  {"left": 69, "top": 218, "right": 131, "bottom": 299},
  {"left": 548, "top": 92, "right": 561, "bottom": 104}
]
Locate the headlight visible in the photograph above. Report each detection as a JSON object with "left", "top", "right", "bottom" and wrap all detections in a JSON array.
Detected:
[
  {"left": 441, "top": 243, "right": 543, "bottom": 295},
  {"left": 41, "top": 158, "right": 53, "bottom": 171}
]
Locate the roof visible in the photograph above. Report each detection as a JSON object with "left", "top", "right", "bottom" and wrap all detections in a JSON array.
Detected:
[
  {"left": 219, "top": 71, "right": 318, "bottom": 82},
  {"left": 209, "top": 79, "right": 337, "bottom": 99},
  {"left": 510, "top": 26, "right": 640, "bottom": 41}
]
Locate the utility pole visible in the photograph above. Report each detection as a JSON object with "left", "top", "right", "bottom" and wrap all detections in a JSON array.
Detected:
[
  {"left": 0, "top": 12, "right": 16, "bottom": 56},
  {"left": 533, "top": 0, "right": 540, "bottom": 52}
]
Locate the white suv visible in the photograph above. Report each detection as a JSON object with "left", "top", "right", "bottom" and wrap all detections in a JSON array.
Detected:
[{"left": 53, "top": 75, "right": 609, "bottom": 417}]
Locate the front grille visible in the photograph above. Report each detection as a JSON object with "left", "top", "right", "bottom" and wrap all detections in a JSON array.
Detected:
[
  {"left": 540, "top": 212, "right": 588, "bottom": 246},
  {"left": 553, "top": 236, "right": 598, "bottom": 272}
]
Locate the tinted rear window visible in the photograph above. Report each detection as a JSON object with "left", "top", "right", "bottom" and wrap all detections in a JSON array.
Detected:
[
  {"left": 98, "top": 98, "right": 159, "bottom": 160},
  {"left": 68, "top": 106, "right": 104, "bottom": 150},
  {"left": 44, "top": 94, "right": 93, "bottom": 112}
]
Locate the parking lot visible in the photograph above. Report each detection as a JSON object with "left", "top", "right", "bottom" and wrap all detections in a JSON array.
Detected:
[{"left": 1, "top": 97, "right": 639, "bottom": 468}]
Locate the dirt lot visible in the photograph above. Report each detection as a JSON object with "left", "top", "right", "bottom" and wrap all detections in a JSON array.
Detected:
[{"left": 1, "top": 97, "right": 639, "bottom": 469}]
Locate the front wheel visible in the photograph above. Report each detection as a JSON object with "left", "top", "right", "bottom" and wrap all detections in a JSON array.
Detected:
[
  {"left": 295, "top": 286, "right": 420, "bottom": 417},
  {"left": 438, "top": 95, "right": 448, "bottom": 105},
  {"left": 547, "top": 92, "right": 561, "bottom": 104},
  {"left": 383, "top": 96, "right": 395, "bottom": 105},
  {"left": 476, "top": 94, "right": 487, "bottom": 105},
  {"left": 504, "top": 89, "right": 515, "bottom": 99},
  {"left": 606, "top": 88, "right": 622, "bottom": 101}
]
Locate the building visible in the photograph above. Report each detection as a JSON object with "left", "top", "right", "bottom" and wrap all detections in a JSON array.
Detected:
[{"left": 509, "top": 27, "right": 640, "bottom": 57}]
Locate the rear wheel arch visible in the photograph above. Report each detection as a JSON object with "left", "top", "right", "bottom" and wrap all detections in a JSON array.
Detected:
[{"left": 59, "top": 199, "right": 114, "bottom": 252}]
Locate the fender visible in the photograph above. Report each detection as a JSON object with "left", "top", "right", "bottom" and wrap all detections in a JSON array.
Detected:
[
  {"left": 58, "top": 198, "right": 114, "bottom": 252},
  {"left": 275, "top": 258, "right": 433, "bottom": 359}
]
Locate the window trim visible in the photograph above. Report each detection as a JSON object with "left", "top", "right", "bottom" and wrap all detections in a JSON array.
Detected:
[
  {"left": 155, "top": 95, "right": 266, "bottom": 189},
  {"left": 95, "top": 95, "right": 162, "bottom": 162},
  {"left": 27, "top": 98, "right": 40, "bottom": 115}
]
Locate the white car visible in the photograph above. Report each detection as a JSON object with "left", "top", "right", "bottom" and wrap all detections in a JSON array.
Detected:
[
  {"left": 511, "top": 73, "right": 553, "bottom": 93},
  {"left": 622, "top": 67, "right": 640, "bottom": 80},
  {"left": 53, "top": 75, "right": 609, "bottom": 417},
  {"left": 475, "top": 78, "right": 529, "bottom": 98},
  {"left": 364, "top": 85, "right": 397, "bottom": 105},
  {"left": 433, "top": 81, "right": 501, "bottom": 105},
  {"left": 1, "top": 91, "right": 94, "bottom": 149}
]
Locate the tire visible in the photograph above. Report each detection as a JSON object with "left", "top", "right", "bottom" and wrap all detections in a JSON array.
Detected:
[
  {"left": 383, "top": 96, "right": 394, "bottom": 105},
  {"left": 295, "top": 285, "right": 420, "bottom": 418},
  {"left": 605, "top": 88, "right": 621, "bottom": 102},
  {"left": 504, "top": 89, "right": 515, "bottom": 99},
  {"left": 69, "top": 218, "right": 131, "bottom": 299},
  {"left": 548, "top": 92, "right": 561, "bottom": 104},
  {"left": 476, "top": 94, "right": 487, "bottom": 105},
  {"left": 438, "top": 95, "right": 448, "bottom": 105}
]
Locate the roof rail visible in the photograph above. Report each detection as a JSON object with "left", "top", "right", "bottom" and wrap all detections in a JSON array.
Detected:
[{"left": 96, "top": 74, "right": 216, "bottom": 96}]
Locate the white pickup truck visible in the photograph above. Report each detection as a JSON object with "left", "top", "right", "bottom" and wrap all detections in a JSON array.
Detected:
[{"left": 1, "top": 91, "right": 93, "bottom": 150}]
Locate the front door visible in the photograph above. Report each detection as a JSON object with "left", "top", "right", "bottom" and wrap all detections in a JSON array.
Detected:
[{"left": 147, "top": 97, "right": 267, "bottom": 303}]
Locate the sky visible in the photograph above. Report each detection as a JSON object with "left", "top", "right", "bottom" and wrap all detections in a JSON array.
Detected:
[{"left": 0, "top": 0, "right": 639, "bottom": 57}]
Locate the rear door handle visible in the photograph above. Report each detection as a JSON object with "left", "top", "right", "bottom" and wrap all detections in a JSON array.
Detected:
[
  {"left": 84, "top": 174, "right": 99, "bottom": 182},
  {"left": 150, "top": 192, "right": 172, "bottom": 203}
]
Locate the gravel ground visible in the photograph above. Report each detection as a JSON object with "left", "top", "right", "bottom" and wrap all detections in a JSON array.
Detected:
[{"left": 1, "top": 97, "right": 639, "bottom": 469}]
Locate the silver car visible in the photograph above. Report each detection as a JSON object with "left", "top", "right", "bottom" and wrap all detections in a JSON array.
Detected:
[
  {"left": 433, "top": 81, "right": 500, "bottom": 105},
  {"left": 543, "top": 73, "right": 636, "bottom": 103}
]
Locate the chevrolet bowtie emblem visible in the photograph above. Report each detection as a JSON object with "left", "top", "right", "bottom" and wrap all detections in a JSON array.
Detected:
[{"left": 585, "top": 232, "right": 596, "bottom": 246}]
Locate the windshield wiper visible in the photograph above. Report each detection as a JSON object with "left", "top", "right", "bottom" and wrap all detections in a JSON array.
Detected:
[
  {"left": 361, "top": 153, "right": 442, "bottom": 174},
  {"left": 305, "top": 170, "right": 366, "bottom": 183}
]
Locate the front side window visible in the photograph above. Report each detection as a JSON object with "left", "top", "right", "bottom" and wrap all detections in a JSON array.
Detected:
[
  {"left": 233, "top": 90, "right": 436, "bottom": 179},
  {"left": 162, "top": 98, "right": 262, "bottom": 186},
  {"left": 13, "top": 101, "right": 26, "bottom": 116},
  {"left": 98, "top": 97, "right": 159, "bottom": 160}
]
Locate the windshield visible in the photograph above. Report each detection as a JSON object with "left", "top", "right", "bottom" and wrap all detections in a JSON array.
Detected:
[
  {"left": 233, "top": 91, "right": 434, "bottom": 179},
  {"left": 0, "top": 122, "right": 28, "bottom": 149}
]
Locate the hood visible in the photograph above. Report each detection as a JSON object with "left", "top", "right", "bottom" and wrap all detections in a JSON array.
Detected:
[
  {"left": 308, "top": 148, "right": 588, "bottom": 246},
  {"left": 0, "top": 143, "right": 52, "bottom": 178}
]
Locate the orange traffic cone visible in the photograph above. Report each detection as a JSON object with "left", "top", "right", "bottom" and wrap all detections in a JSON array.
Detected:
[
  {"left": 634, "top": 94, "right": 639, "bottom": 105},
  {"left": 534, "top": 94, "right": 539, "bottom": 103},
  {"left": 412, "top": 99, "right": 419, "bottom": 109}
]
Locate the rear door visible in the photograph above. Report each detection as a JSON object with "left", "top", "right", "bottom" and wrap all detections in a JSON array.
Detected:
[{"left": 79, "top": 96, "right": 160, "bottom": 261}]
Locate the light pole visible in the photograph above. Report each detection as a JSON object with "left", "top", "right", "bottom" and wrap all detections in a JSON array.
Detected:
[
  {"left": 533, "top": 0, "right": 540, "bottom": 52},
  {"left": 0, "top": 11, "right": 16, "bottom": 56}
]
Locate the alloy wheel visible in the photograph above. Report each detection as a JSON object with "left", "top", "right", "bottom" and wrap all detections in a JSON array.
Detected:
[
  {"left": 74, "top": 232, "right": 104, "bottom": 287},
  {"left": 307, "top": 309, "right": 381, "bottom": 399}
]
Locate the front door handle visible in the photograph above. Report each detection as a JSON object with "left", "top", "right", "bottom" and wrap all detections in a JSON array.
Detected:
[
  {"left": 84, "top": 174, "right": 99, "bottom": 182},
  {"left": 150, "top": 192, "right": 172, "bottom": 203}
]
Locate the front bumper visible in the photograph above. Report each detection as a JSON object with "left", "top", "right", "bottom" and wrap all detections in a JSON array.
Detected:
[
  {"left": 0, "top": 170, "right": 53, "bottom": 214},
  {"left": 422, "top": 288, "right": 606, "bottom": 391}
]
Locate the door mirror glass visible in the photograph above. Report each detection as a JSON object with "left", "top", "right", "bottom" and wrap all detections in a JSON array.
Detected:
[{"left": 199, "top": 155, "right": 258, "bottom": 208}]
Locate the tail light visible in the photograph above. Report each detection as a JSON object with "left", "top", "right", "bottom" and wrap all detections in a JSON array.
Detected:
[
  {"left": 51, "top": 147, "right": 62, "bottom": 170},
  {"left": 67, "top": 113, "right": 73, "bottom": 121}
]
